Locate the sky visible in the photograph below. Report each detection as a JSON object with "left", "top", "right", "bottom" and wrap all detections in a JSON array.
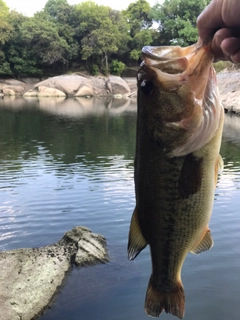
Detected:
[{"left": 5, "top": 0, "right": 162, "bottom": 17}]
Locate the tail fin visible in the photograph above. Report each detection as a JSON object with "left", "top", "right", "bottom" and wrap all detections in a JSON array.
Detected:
[{"left": 145, "top": 275, "right": 185, "bottom": 319}]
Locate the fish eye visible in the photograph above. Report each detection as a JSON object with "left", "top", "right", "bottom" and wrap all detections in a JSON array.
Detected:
[{"left": 140, "top": 80, "right": 154, "bottom": 95}]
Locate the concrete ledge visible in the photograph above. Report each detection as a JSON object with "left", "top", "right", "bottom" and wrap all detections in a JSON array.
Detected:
[{"left": 0, "top": 226, "right": 109, "bottom": 320}]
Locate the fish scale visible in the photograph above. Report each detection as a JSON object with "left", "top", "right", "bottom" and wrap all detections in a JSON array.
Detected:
[{"left": 128, "top": 41, "right": 224, "bottom": 319}]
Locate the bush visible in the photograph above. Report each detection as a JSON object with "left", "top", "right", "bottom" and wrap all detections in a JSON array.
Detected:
[
  {"left": 213, "top": 61, "right": 234, "bottom": 73},
  {"left": 90, "top": 64, "right": 99, "bottom": 75},
  {"left": 110, "top": 60, "right": 125, "bottom": 76}
]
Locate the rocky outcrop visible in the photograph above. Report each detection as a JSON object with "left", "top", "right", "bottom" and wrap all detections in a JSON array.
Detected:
[
  {"left": 0, "top": 74, "right": 131, "bottom": 98},
  {"left": 31, "top": 74, "right": 131, "bottom": 97},
  {"left": 217, "top": 71, "right": 240, "bottom": 114},
  {"left": 0, "top": 226, "right": 109, "bottom": 320}
]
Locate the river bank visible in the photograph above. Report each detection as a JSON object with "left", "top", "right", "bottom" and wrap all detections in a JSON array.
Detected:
[{"left": 0, "top": 71, "right": 239, "bottom": 113}]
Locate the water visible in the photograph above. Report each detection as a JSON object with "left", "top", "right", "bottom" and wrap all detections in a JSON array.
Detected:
[{"left": 0, "top": 97, "right": 240, "bottom": 320}]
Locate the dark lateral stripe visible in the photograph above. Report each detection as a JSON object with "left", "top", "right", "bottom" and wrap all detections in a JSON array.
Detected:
[{"left": 178, "top": 153, "right": 203, "bottom": 199}]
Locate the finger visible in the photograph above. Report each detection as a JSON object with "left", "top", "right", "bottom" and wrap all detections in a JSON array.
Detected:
[
  {"left": 197, "top": 0, "right": 224, "bottom": 42},
  {"left": 211, "top": 29, "right": 233, "bottom": 61},
  {"left": 221, "top": 38, "right": 240, "bottom": 63}
]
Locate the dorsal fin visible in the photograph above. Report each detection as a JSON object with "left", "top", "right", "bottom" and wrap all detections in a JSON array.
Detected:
[
  {"left": 128, "top": 208, "right": 148, "bottom": 260},
  {"left": 190, "top": 228, "right": 214, "bottom": 254}
]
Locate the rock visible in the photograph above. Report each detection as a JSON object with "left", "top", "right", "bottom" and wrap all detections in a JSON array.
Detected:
[
  {"left": 0, "top": 226, "right": 109, "bottom": 320},
  {"left": 4, "top": 79, "right": 27, "bottom": 87},
  {"left": 33, "top": 74, "right": 131, "bottom": 97},
  {"left": 74, "top": 83, "right": 93, "bottom": 97},
  {"left": 75, "top": 231, "right": 109, "bottom": 267},
  {"left": 107, "top": 76, "right": 131, "bottom": 95},
  {"left": 5, "top": 85, "right": 25, "bottom": 96},
  {"left": 37, "top": 86, "right": 66, "bottom": 97},
  {"left": 2, "top": 87, "right": 15, "bottom": 96},
  {"left": 34, "top": 75, "right": 89, "bottom": 96},
  {"left": 91, "top": 77, "right": 108, "bottom": 95},
  {"left": 23, "top": 90, "right": 38, "bottom": 97}
]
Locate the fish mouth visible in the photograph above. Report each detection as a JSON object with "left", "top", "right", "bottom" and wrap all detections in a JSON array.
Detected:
[
  {"left": 138, "top": 42, "right": 223, "bottom": 158},
  {"left": 140, "top": 42, "right": 214, "bottom": 97}
]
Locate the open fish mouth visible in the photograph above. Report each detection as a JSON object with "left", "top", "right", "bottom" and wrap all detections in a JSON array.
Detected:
[
  {"left": 140, "top": 42, "right": 214, "bottom": 89},
  {"left": 137, "top": 42, "right": 223, "bottom": 157}
]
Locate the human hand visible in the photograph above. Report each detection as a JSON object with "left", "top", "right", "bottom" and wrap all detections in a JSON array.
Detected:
[{"left": 197, "top": 0, "right": 240, "bottom": 63}]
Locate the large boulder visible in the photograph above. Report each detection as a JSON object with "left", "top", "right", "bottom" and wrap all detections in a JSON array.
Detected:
[
  {"left": 74, "top": 82, "right": 94, "bottom": 97},
  {"left": 33, "top": 74, "right": 131, "bottom": 97},
  {"left": 2, "top": 87, "right": 15, "bottom": 96},
  {"left": 34, "top": 75, "right": 91, "bottom": 96},
  {"left": 106, "top": 76, "right": 131, "bottom": 95},
  {"left": 4, "top": 79, "right": 27, "bottom": 87},
  {"left": 0, "top": 226, "right": 109, "bottom": 320},
  {"left": 3, "top": 85, "right": 25, "bottom": 96},
  {"left": 37, "top": 86, "right": 66, "bottom": 97}
]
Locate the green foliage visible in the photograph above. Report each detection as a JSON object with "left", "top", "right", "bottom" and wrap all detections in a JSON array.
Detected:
[
  {"left": 151, "top": 0, "right": 209, "bottom": 46},
  {"left": 75, "top": 1, "right": 127, "bottom": 72},
  {"left": 130, "top": 29, "right": 158, "bottom": 60},
  {"left": 0, "top": 51, "right": 11, "bottom": 75},
  {"left": 0, "top": 0, "right": 213, "bottom": 76},
  {"left": 111, "top": 60, "right": 125, "bottom": 76},
  {"left": 90, "top": 64, "right": 99, "bottom": 75},
  {"left": 123, "top": 0, "right": 152, "bottom": 37},
  {"left": 213, "top": 61, "right": 234, "bottom": 73}
]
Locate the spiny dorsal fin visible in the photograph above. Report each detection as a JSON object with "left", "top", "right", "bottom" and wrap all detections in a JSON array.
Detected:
[
  {"left": 190, "top": 229, "right": 214, "bottom": 254},
  {"left": 128, "top": 207, "right": 148, "bottom": 260},
  {"left": 178, "top": 153, "right": 203, "bottom": 199}
]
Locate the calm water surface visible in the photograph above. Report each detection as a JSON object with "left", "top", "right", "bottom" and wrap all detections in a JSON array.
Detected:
[{"left": 0, "top": 97, "right": 240, "bottom": 320}]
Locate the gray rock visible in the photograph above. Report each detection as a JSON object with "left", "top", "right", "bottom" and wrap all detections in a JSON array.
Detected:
[
  {"left": 74, "top": 83, "right": 93, "bottom": 97},
  {"left": 107, "top": 76, "right": 131, "bottom": 95},
  {"left": 4, "top": 79, "right": 27, "bottom": 87},
  {"left": 33, "top": 74, "right": 131, "bottom": 97},
  {"left": 3, "top": 85, "right": 25, "bottom": 96},
  {"left": 34, "top": 75, "right": 89, "bottom": 96},
  {"left": 2, "top": 87, "right": 16, "bottom": 96},
  {"left": 23, "top": 90, "right": 38, "bottom": 97},
  {"left": 37, "top": 86, "right": 66, "bottom": 97},
  {"left": 0, "top": 226, "right": 109, "bottom": 320}
]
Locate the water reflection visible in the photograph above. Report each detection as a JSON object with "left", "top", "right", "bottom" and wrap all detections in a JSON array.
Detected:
[{"left": 0, "top": 96, "right": 136, "bottom": 118}]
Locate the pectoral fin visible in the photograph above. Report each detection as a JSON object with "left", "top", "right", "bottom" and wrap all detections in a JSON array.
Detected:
[
  {"left": 178, "top": 153, "right": 203, "bottom": 199},
  {"left": 215, "top": 154, "right": 224, "bottom": 186},
  {"left": 128, "top": 207, "right": 148, "bottom": 260},
  {"left": 190, "top": 228, "right": 214, "bottom": 254}
]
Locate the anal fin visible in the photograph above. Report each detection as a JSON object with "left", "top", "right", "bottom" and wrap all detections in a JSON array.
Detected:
[
  {"left": 190, "top": 228, "right": 214, "bottom": 254},
  {"left": 128, "top": 207, "right": 147, "bottom": 260}
]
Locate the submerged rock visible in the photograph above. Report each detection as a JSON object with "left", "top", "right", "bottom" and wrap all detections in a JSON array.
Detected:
[{"left": 0, "top": 226, "right": 109, "bottom": 320}]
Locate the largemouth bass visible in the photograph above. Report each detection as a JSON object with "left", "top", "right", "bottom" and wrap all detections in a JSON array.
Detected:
[{"left": 127, "top": 42, "right": 224, "bottom": 319}]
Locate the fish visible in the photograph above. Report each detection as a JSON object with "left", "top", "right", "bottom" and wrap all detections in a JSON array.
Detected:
[{"left": 127, "top": 42, "right": 224, "bottom": 319}]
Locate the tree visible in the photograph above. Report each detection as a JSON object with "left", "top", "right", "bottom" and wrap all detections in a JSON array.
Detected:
[
  {"left": 75, "top": 1, "right": 127, "bottom": 73},
  {"left": 150, "top": 0, "right": 210, "bottom": 46},
  {"left": 43, "top": 0, "right": 80, "bottom": 65},
  {"left": 0, "top": 0, "right": 12, "bottom": 74},
  {"left": 123, "top": 0, "right": 152, "bottom": 37},
  {"left": 123, "top": 0, "right": 156, "bottom": 60},
  {"left": 20, "top": 15, "right": 70, "bottom": 67}
]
